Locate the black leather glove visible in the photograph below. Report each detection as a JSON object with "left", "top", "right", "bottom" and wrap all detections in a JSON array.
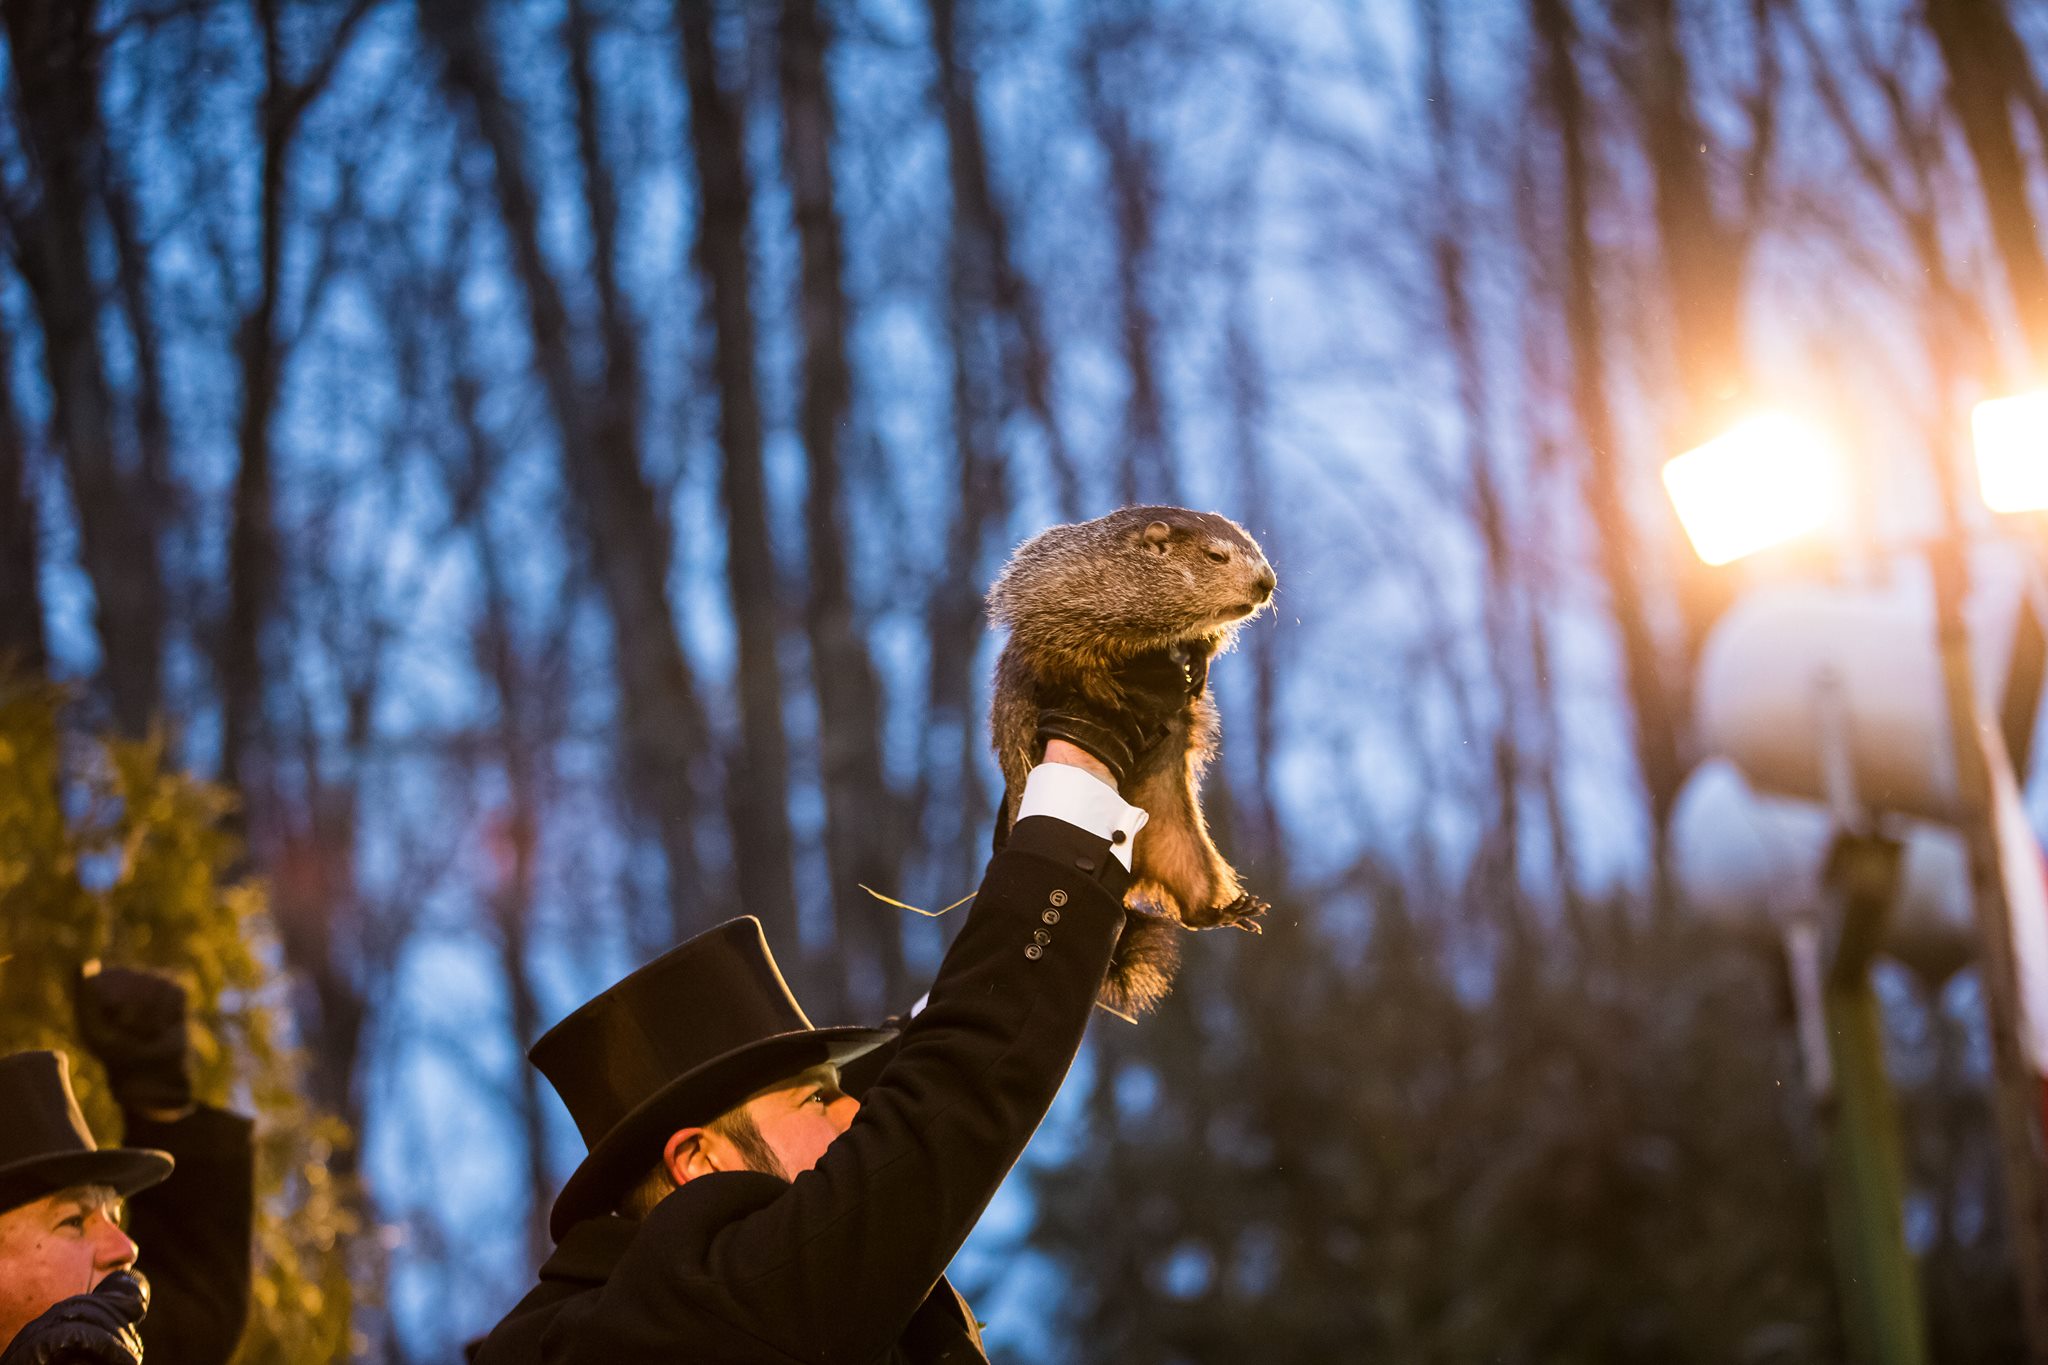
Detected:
[
  {"left": 0, "top": 1271, "right": 149, "bottom": 1365},
  {"left": 1034, "top": 642, "right": 1209, "bottom": 787},
  {"left": 74, "top": 964, "right": 194, "bottom": 1116}
]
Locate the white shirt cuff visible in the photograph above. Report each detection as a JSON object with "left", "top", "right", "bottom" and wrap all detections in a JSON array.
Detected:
[{"left": 1017, "top": 763, "right": 1149, "bottom": 870}]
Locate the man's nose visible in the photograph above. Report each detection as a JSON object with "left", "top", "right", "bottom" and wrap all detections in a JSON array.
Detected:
[
  {"left": 92, "top": 1215, "right": 139, "bottom": 1270},
  {"left": 832, "top": 1094, "right": 861, "bottom": 1131}
]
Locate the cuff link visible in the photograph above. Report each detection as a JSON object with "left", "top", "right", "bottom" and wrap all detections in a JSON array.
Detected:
[
  {"left": 1042, "top": 908, "right": 1061, "bottom": 925},
  {"left": 1024, "top": 944, "right": 1043, "bottom": 960},
  {"left": 1034, "top": 929, "right": 1052, "bottom": 945},
  {"left": 1049, "top": 889, "right": 1069, "bottom": 907}
]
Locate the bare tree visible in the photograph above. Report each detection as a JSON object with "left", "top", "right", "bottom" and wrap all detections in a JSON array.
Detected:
[
  {"left": 466, "top": 460, "right": 571, "bottom": 1275},
  {"left": 0, "top": 321, "right": 43, "bottom": 675},
  {"left": 1420, "top": 0, "right": 1534, "bottom": 945},
  {"left": 218, "top": 0, "right": 376, "bottom": 795},
  {"left": 1078, "top": 5, "right": 1177, "bottom": 507},
  {"left": 678, "top": 1, "right": 802, "bottom": 955},
  {"left": 777, "top": 0, "right": 910, "bottom": 1013},
  {"left": 425, "top": 0, "right": 723, "bottom": 941},
  {"left": 1609, "top": 0, "right": 1770, "bottom": 704},
  {"left": 920, "top": 0, "right": 1016, "bottom": 888},
  {"left": 1529, "top": 0, "right": 1686, "bottom": 900},
  {"left": 95, "top": 165, "right": 172, "bottom": 574},
  {"left": 0, "top": 0, "right": 164, "bottom": 735},
  {"left": 1924, "top": 0, "right": 2048, "bottom": 370}
]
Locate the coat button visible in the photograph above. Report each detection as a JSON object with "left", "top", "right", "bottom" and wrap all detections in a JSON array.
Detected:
[
  {"left": 1024, "top": 944, "right": 1043, "bottom": 960},
  {"left": 1042, "top": 908, "right": 1061, "bottom": 925},
  {"left": 1075, "top": 856, "right": 1097, "bottom": 873},
  {"left": 1034, "top": 929, "right": 1052, "bottom": 945},
  {"left": 1049, "top": 889, "right": 1069, "bottom": 907}
]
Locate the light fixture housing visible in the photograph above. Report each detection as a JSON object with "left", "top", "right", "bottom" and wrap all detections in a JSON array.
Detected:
[
  {"left": 1661, "top": 413, "right": 1847, "bottom": 566},
  {"left": 1973, "top": 391, "right": 2048, "bottom": 515}
]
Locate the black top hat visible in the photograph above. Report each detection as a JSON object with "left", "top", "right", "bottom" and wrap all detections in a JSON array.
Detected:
[
  {"left": 534, "top": 916, "right": 894, "bottom": 1240},
  {"left": 0, "top": 1051, "right": 173, "bottom": 1215}
]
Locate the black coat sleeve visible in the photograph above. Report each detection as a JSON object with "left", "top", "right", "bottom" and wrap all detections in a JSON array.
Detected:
[
  {"left": 122, "top": 1106, "right": 255, "bottom": 1365},
  {"left": 585, "top": 816, "right": 1130, "bottom": 1363}
]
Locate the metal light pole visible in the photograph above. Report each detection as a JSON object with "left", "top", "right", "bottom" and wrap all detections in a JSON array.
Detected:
[
  {"left": 1663, "top": 405, "right": 2048, "bottom": 1362},
  {"left": 1665, "top": 421, "right": 1934, "bottom": 1362},
  {"left": 1816, "top": 831, "right": 1926, "bottom": 1365},
  {"left": 1928, "top": 540, "right": 2048, "bottom": 1362}
]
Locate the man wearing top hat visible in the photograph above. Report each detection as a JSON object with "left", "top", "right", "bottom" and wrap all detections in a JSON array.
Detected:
[
  {"left": 477, "top": 661, "right": 1202, "bottom": 1363},
  {"left": 0, "top": 966, "right": 254, "bottom": 1365}
]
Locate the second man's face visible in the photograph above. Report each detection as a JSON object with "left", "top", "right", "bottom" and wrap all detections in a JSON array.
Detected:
[
  {"left": 0, "top": 1185, "right": 138, "bottom": 1343},
  {"left": 742, "top": 1065, "right": 861, "bottom": 1179}
]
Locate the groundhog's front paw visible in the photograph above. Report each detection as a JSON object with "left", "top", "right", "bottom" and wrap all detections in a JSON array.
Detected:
[{"left": 1214, "top": 891, "right": 1267, "bottom": 933}]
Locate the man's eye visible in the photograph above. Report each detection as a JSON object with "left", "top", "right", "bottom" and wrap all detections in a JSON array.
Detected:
[{"left": 58, "top": 1215, "right": 85, "bottom": 1230}]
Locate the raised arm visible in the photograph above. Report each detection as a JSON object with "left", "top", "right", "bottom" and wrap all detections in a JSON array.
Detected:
[{"left": 594, "top": 759, "right": 1139, "bottom": 1361}]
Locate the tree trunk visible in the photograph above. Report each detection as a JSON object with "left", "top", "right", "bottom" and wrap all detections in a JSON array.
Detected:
[
  {"left": 2, "top": 0, "right": 164, "bottom": 736},
  {"left": 473, "top": 517, "right": 561, "bottom": 1272},
  {"left": 777, "top": 0, "right": 909, "bottom": 1016},
  {"left": 1223, "top": 296, "right": 1286, "bottom": 871},
  {"left": 1422, "top": 0, "right": 1530, "bottom": 943},
  {"left": 0, "top": 320, "right": 43, "bottom": 677},
  {"left": 922, "top": 0, "right": 1014, "bottom": 890},
  {"left": 1626, "top": 0, "right": 1748, "bottom": 438},
  {"left": 1622, "top": 0, "right": 1746, "bottom": 704},
  {"left": 221, "top": 0, "right": 294, "bottom": 796},
  {"left": 1096, "top": 103, "right": 1174, "bottom": 508},
  {"left": 1925, "top": 0, "right": 2048, "bottom": 371},
  {"left": 930, "top": 0, "right": 1079, "bottom": 518},
  {"left": 1530, "top": 0, "right": 1684, "bottom": 901},
  {"left": 426, "top": 0, "right": 722, "bottom": 938},
  {"left": 679, "top": 3, "right": 803, "bottom": 956},
  {"left": 97, "top": 171, "right": 172, "bottom": 538}
]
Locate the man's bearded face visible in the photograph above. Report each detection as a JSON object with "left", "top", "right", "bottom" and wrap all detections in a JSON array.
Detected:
[
  {"left": 725, "top": 1065, "right": 861, "bottom": 1179},
  {"left": 0, "top": 1185, "right": 138, "bottom": 1343}
]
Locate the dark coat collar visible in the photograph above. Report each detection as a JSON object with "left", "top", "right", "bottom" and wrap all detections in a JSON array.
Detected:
[{"left": 539, "top": 1214, "right": 640, "bottom": 1284}]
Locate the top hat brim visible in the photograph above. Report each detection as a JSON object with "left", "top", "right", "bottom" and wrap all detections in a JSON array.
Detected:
[
  {"left": 0, "top": 1147, "right": 173, "bottom": 1216},
  {"left": 549, "top": 1023, "right": 895, "bottom": 1241}
]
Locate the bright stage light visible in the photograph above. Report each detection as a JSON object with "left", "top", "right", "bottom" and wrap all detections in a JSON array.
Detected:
[
  {"left": 1973, "top": 390, "right": 2048, "bottom": 514},
  {"left": 1661, "top": 413, "right": 1847, "bottom": 566}
]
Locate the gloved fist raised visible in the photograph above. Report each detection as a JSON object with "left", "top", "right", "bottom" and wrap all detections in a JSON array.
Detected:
[
  {"left": 1033, "top": 642, "right": 1210, "bottom": 789},
  {"left": 0, "top": 1270, "right": 149, "bottom": 1365},
  {"left": 73, "top": 965, "right": 193, "bottom": 1118}
]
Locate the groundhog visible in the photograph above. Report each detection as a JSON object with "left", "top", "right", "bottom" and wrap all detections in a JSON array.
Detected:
[{"left": 988, "top": 506, "right": 1278, "bottom": 1015}]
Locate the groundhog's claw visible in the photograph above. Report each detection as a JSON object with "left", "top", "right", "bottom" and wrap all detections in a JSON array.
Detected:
[{"left": 1215, "top": 891, "right": 1268, "bottom": 932}]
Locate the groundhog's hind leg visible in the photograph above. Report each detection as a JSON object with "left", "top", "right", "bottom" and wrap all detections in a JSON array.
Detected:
[
  {"left": 1100, "top": 910, "right": 1180, "bottom": 1018},
  {"left": 1126, "top": 764, "right": 1218, "bottom": 921},
  {"left": 1122, "top": 736, "right": 1261, "bottom": 941},
  {"left": 1125, "top": 751, "right": 1264, "bottom": 931}
]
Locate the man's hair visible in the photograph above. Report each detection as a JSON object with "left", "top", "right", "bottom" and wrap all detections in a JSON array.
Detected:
[
  {"left": 615, "top": 1161, "right": 676, "bottom": 1221},
  {"left": 616, "top": 1105, "right": 784, "bottom": 1219},
  {"left": 0, "top": 1183, "right": 121, "bottom": 1224}
]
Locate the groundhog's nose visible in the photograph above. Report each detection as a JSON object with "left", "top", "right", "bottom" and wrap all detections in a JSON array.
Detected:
[{"left": 1253, "top": 568, "right": 1276, "bottom": 601}]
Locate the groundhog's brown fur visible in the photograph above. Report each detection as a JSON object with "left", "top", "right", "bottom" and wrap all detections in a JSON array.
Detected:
[{"left": 988, "top": 506, "right": 1277, "bottom": 1015}]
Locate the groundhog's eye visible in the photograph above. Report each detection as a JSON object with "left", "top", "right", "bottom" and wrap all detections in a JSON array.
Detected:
[{"left": 1205, "top": 547, "right": 1231, "bottom": 564}]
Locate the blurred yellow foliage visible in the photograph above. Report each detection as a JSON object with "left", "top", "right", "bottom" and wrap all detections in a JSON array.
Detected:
[{"left": 0, "top": 679, "right": 357, "bottom": 1363}]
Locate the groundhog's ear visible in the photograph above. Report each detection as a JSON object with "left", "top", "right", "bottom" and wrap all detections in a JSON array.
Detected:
[{"left": 1143, "top": 520, "right": 1173, "bottom": 551}]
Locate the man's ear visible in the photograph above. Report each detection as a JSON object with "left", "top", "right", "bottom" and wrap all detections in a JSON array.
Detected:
[{"left": 664, "top": 1126, "right": 718, "bottom": 1186}]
